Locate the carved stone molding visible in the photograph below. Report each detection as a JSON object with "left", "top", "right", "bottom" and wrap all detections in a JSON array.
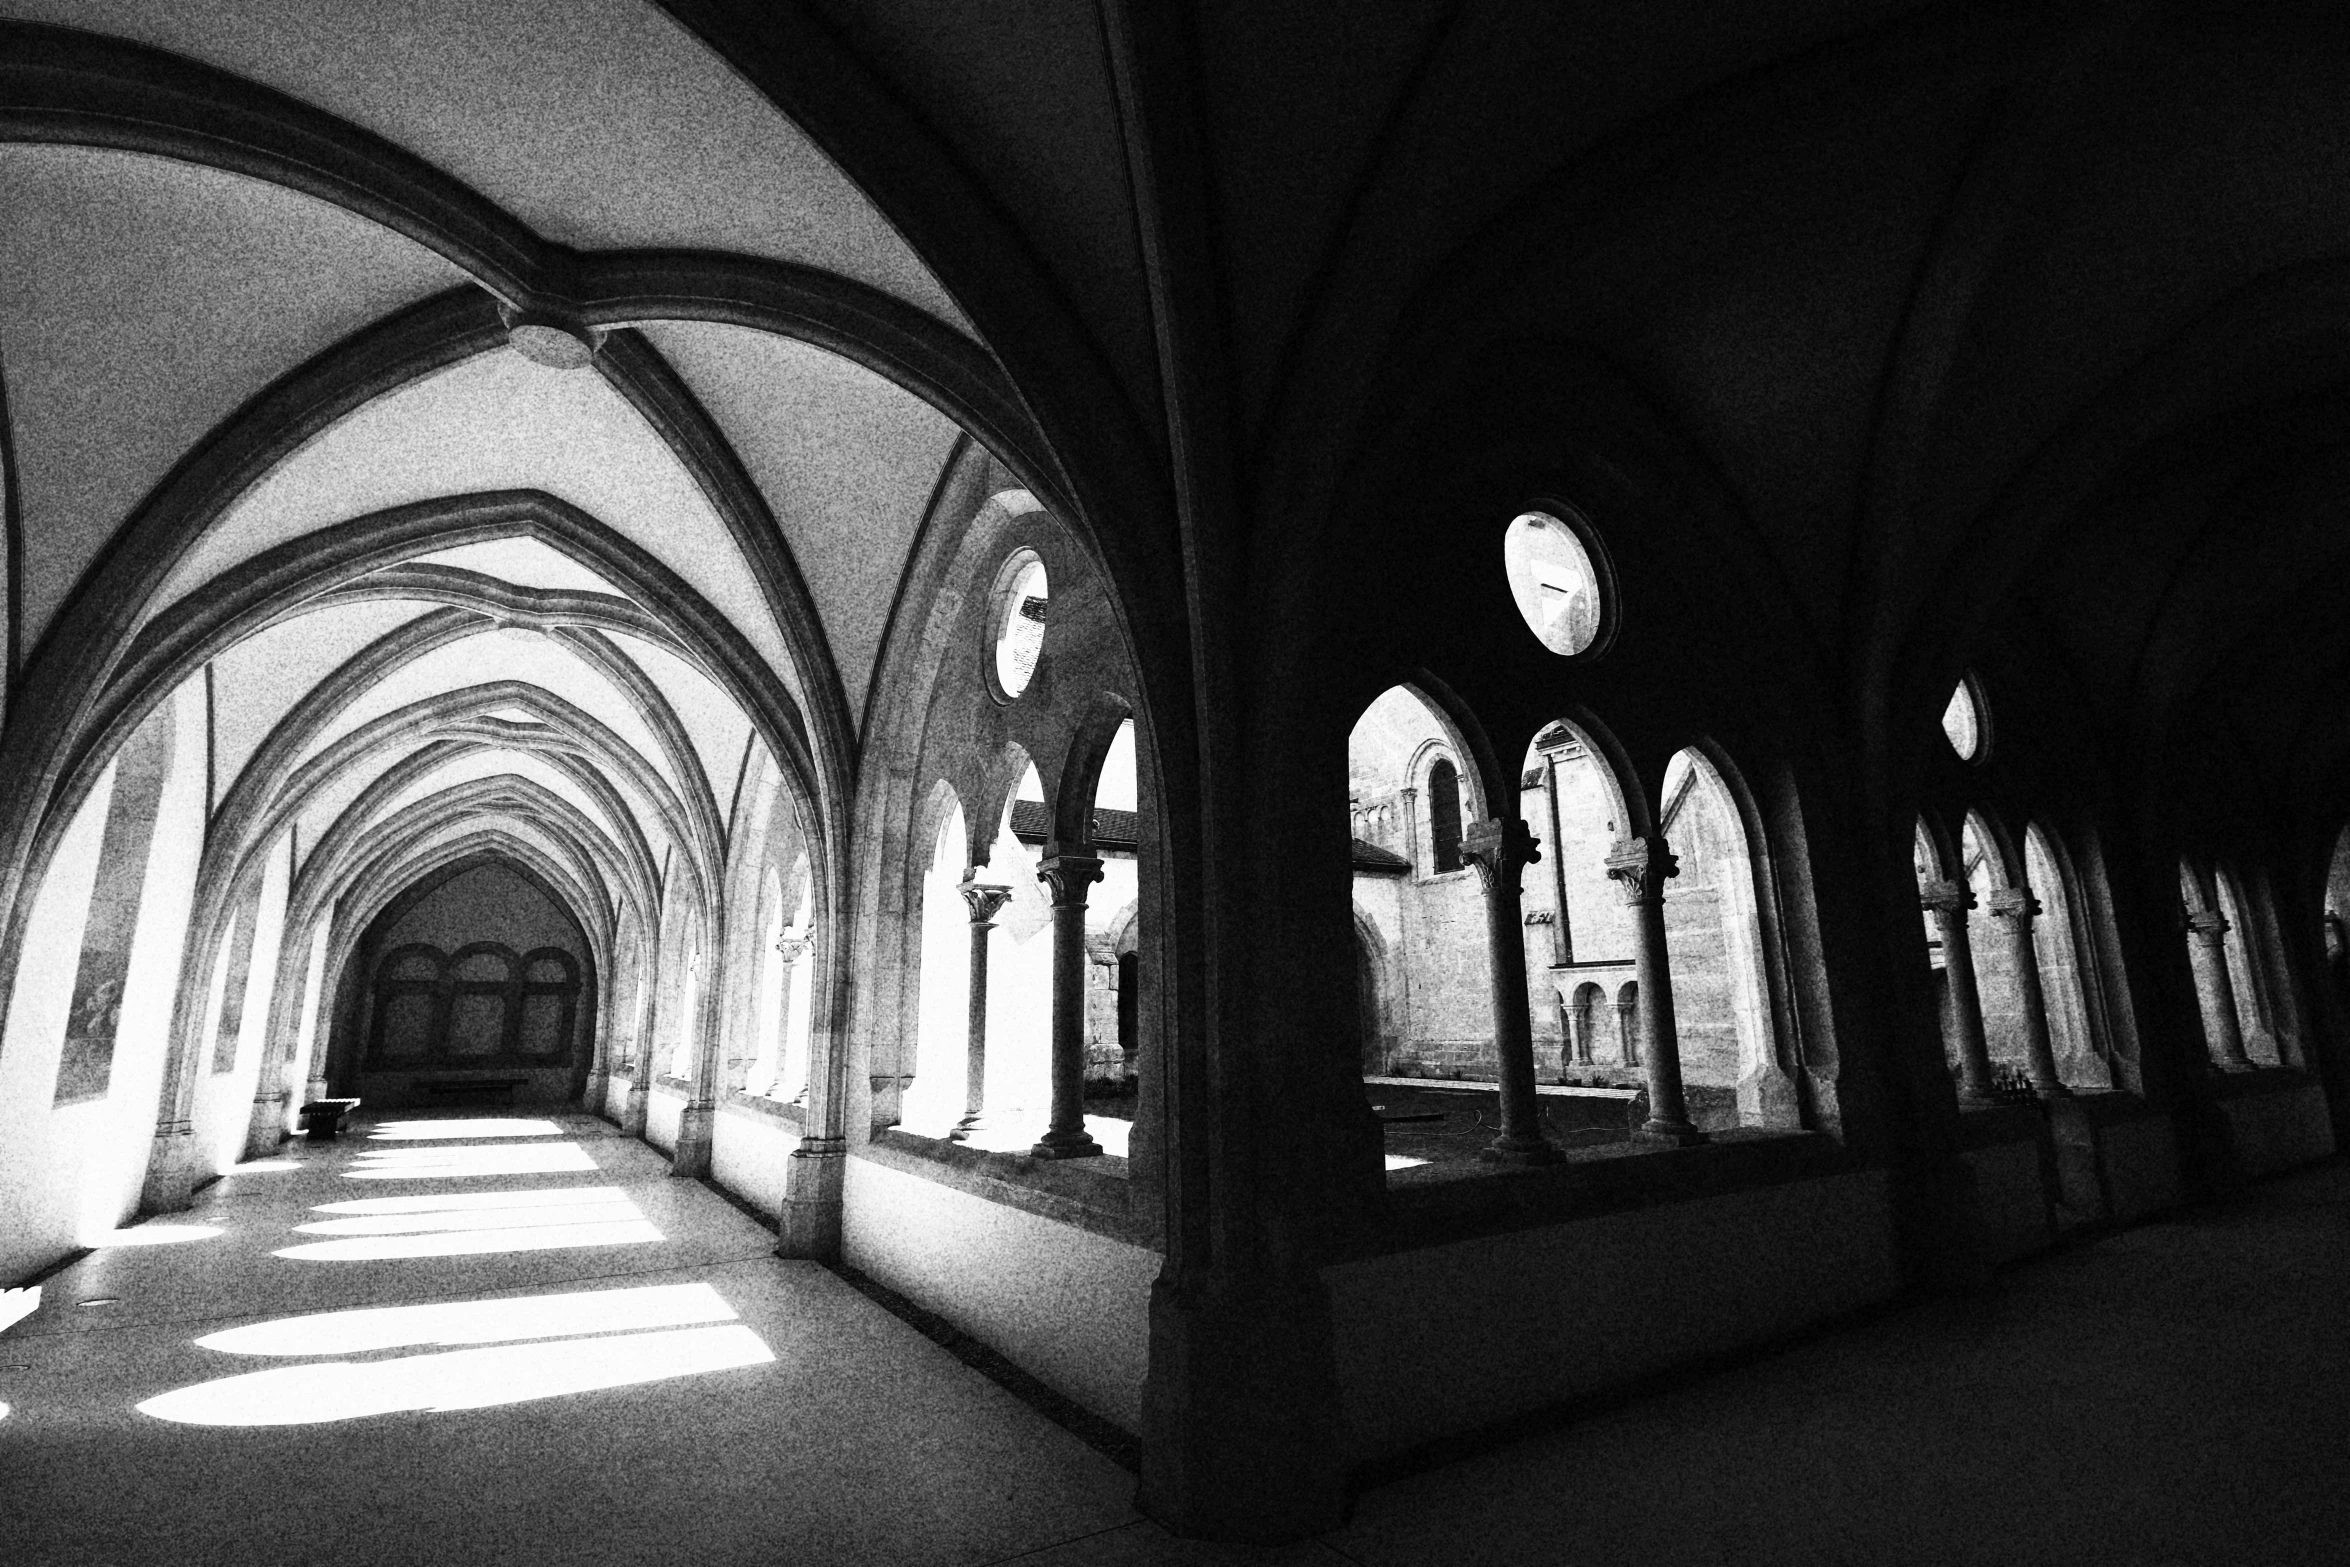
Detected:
[
  {"left": 958, "top": 880, "right": 1016, "bottom": 925},
  {"left": 1461, "top": 816, "right": 1541, "bottom": 892},
  {"left": 1605, "top": 835, "right": 1679, "bottom": 905},
  {"left": 1985, "top": 888, "right": 2041, "bottom": 923},
  {"left": 1918, "top": 878, "right": 1975, "bottom": 916},
  {"left": 1036, "top": 851, "right": 1106, "bottom": 907}
]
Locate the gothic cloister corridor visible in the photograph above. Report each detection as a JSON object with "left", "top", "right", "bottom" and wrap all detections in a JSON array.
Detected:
[
  {"left": 16, "top": 1, "right": 2350, "bottom": 1551},
  {"left": 2, "top": 1112, "right": 2344, "bottom": 1566}
]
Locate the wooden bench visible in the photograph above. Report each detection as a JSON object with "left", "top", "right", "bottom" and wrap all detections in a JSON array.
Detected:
[
  {"left": 413, "top": 1075, "right": 529, "bottom": 1106},
  {"left": 297, "top": 1098, "right": 361, "bottom": 1140}
]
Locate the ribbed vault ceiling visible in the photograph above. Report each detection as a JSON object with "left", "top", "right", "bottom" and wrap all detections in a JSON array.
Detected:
[{"left": 0, "top": 2, "right": 991, "bottom": 959}]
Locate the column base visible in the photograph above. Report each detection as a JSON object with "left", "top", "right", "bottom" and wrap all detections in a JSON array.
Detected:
[
  {"left": 2031, "top": 1081, "right": 2075, "bottom": 1100},
  {"left": 1634, "top": 1118, "right": 1707, "bottom": 1147},
  {"left": 1139, "top": 1274, "right": 1347, "bottom": 1542},
  {"left": 621, "top": 1084, "right": 650, "bottom": 1137},
  {"left": 776, "top": 1139, "right": 845, "bottom": 1262},
  {"left": 1030, "top": 1128, "right": 1104, "bottom": 1160},
  {"left": 580, "top": 1069, "right": 610, "bottom": 1116},
  {"left": 2216, "top": 1058, "right": 2258, "bottom": 1074},
  {"left": 242, "top": 1091, "right": 290, "bottom": 1162},
  {"left": 671, "top": 1102, "right": 714, "bottom": 1176},
  {"left": 139, "top": 1122, "right": 199, "bottom": 1215},
  {"left": 946, "top": 1113, "right": 985, "bottom": 1143},
  {"left": 1479, "top": 1133, "right": 1563, "bottom": 1165}
]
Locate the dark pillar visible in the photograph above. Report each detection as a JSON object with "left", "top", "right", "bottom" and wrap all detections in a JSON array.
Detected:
[
  {"left": 1922, "top": 879, "right": 1997, "bottom": 1103},
  {"left": 2186, "top": 911, "right": 2254, "bottom": 1071},
  {"left": 1608, "top": 834, "right": 1704, "bottom": 1144},
  {"left": 1987, "top": 888, "right": 2068, "bottom": 1097},
  {"left": 1033, "top": 848, "right": 1105, "bottom": 1159},
  {"left": 1461, "top": 815, "right": 1560, "bottom": 1163},
  {"left": 954, "top": 879, "right": 1012, "bottom": 1139}
]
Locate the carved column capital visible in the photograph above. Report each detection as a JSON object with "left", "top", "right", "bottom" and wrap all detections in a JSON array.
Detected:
[
  {"left": 1985, "top": 888, "right": 2041, "bottom": 923},
  {"left": 1461, "top": 816, "right": 1542, "bottom": 892},
  {"left": 1605, "top": 835, "right": 1678, "bottom": 905},
  {"left": 775, "top": 931, "right": 814, "bottom": 963},
  {"left": 957, "top": 880, "right": 1015, "bottom": 925},
  {"left": 1919, "top": 879, "right": 1975, "bottom": 916},
  {"left": 2185, "top": 909, "right": 2231, "bottom": 943},
  {"left": 1035, "top": 849, "right": 1105, "bottom": 907}
]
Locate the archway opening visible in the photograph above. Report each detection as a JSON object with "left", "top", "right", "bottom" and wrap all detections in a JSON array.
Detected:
[{"left": 328, "top": 857, "right": 597, "bottom": 1110}]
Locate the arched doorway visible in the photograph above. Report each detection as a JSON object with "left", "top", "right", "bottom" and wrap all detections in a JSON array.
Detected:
[{"left": 330, "top": 855, "right": 598, "bottom": 1107}]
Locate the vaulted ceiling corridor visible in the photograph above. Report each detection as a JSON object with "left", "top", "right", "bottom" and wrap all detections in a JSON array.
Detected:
[{"left": 9, "top": 1, "right": 2350, "bottom": 1556}]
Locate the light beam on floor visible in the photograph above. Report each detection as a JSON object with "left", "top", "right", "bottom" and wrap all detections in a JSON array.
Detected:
[
  {"left": 196, "top": 1282, "right": 738, "bottom": 1357},
  {"left": 137, "top": 1324, "right": 774, "bottom": 1426},
  {"left": 368, "top": 1118, "right": 566, "bottom": 1140},
  {"left": 85, "top": 1224, "right": 226, "bottom": 1247},
  {"left": 275, "top": 1185, "right": 659, "bottom": 1261},
  {"left": 1, "top": 1286, "right": 39, "bottom": 1334},
  {"left": 312, "top": 1186, "right": 630, "bottom": 1217},
  {"left": 344, "top": 1142, "right": 598, "bottom": 1180}
]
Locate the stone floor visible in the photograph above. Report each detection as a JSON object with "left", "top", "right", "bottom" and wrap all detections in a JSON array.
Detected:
[{"left": 1, "top": 1112, "right": 2343, "bottom": 1565}]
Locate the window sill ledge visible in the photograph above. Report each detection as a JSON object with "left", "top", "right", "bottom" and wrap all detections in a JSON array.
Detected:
[
  {"left": 723, "top": 1092, "right": 806, "bottom": 1127},
  {"left": 2203, "top": 1064, "right": 2317, "bottom": 1101},
  {"left": 857, "top": 1128, "right": 1150, "bottom": 1249},
  {"left": 1365, "top": 1128, "right": 1856, "bottom": 1259}
]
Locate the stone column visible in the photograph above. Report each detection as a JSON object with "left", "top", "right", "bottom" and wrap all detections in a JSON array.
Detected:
[
  {"left": 2186, "top": 910, "right": 2254, "bottom": 1071},
  {"left": 580, "top": 999, "right": 613, "bottom": 1120},
  {"left": 1922, "top": 879, "right": 1996, "bottom": 1103},
  {"left": 621, "top": 949, "right": 658, "bottom": 1137},
  {"left": 954, "top": 880, "right": 1013, "bottom": 1139},
  {"left": 244, "top": 1080, "right": 289, "bottom": 1161},
  {"left": 675, "top": 945, "right": 720, "bottom": 1177},
  {"left": 1607, "top": 835, "right": 1704, "bottom": 1145},
  {"left": 1558, "top": 990, "right": 1589, "bottom": 1064},
  {"left": 1614, "top": 992, "right": 1639, "bottom": 1065},
  {"left": 1032, "top": 849, "right": 1106, "bottom": 1159},
  {"left": 776, "top": 932, "right": 814, "bottom": 1103},
  {"left": 1461, "top": 815, "right": 1560, "bottom": 1164},
  {"left": 1986, "top": 889, "right": 2068, "bottom": 1097}
]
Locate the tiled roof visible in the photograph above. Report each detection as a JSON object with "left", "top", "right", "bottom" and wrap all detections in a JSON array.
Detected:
[
  {"left": 1351, "top": 838, "right": 1409, "bottom": 874},
  {"left": 1009, "top": 797, "right": 1140, "bottom": 850}
]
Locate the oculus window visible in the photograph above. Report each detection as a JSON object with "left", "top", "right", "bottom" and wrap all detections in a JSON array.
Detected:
[
  {"left": 991, "top": 552, "right": 1049, "bottom": 700},
  {"left": 1503, "top": 510, "right": 1607, "bottom": 658},
  {"left": 1942, "top": 677, "right": 1985, "bottom": 762}
]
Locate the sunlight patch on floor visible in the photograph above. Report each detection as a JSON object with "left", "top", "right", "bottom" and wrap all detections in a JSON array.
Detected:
[
  {"left": 345, "top": 1142, "right": 598, "bottom": 1180},
  {"left": 368, "top": 1118, "right": 566, "bottom": 1141},
  {"left": 141, "top": 1283, "right": 771, "bottom": 1426},
  {"left": 1, "top": 1286, "right": 42, "bottom": 1333},
  {"left": 313, "top": 1186, "right": 629, "bottom": 1217},
  {"left": 198, "top": 1282, "right": 738, "bottom": 1357},
  {"left": 277, "top": 1185, "right": 658, "bottom": 1261},
  {"left": 138, "top": 1324, "right": 773, "bottom": 1426},
  {"left": 85, "top": 1223, "right": 226, "bottom": 1247}
]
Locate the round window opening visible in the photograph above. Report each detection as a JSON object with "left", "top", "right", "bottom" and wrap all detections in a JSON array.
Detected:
[
  {"left": 992, "top": 552, "right": 1050, "bottom": 700},
  {"left": 1503, "top": 510, "right": 1607, "bottom": 657},
  {"left": 1942, "top": 677, "right": 1984, "bottom": 762}
]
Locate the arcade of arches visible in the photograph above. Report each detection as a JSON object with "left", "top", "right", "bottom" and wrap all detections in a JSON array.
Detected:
[{"left": 4, "top": 2, "right": 2350, "bottom": 1552}]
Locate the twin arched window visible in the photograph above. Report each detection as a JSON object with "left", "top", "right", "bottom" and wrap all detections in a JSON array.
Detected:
[{"left": 368, "top": 941, "right": 583, "bottom": 1068}]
